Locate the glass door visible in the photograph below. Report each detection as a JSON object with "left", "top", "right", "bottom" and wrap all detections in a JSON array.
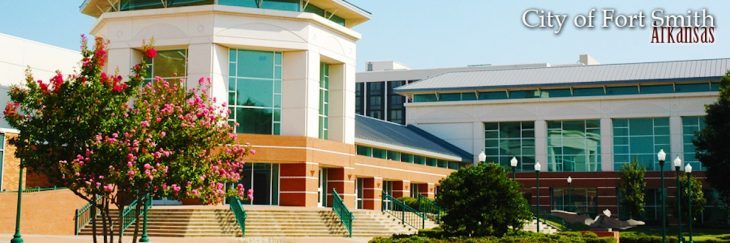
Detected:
[
  {"left": 356, "top": 178, "right": 364, "bottom": 209},
  {"left": 382, "top": 181, "right": 393, "bottom": 210},
  {"left": 240, "top": 163, "right": 280, "bottom": 205},
  {"left": 318, "top": 168, "right": 328, "bottom": 207}
]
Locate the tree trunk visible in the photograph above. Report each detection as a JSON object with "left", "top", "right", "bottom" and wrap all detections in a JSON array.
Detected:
[
  {"left": 132, "top": 194, "right": 142, "bottom": 243},
  {"left": 105, "top": 198, "right": 114, "bottom": 243},
  {"left": 117, "top": 203, "right": 124, "bottom": 243},
  {"left": 101, "top": 198, "right": 108, "bottom": 243},
  {"left": 92, "top": 195, "right": 98, "bottom": 243}
]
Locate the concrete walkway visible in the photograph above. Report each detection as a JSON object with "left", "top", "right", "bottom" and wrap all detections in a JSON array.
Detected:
[{"left": 1, "top": 234, "right": 372, "bottom": 243}]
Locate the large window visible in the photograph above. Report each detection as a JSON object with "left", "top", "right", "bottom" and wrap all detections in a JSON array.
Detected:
[
  {"left": 121, "top": 0, "right": 213, "bottom": 11},
  {"left": 387, "top": 81, "right": 406, "bottom": 124},
  {"left": 547, "top": 120, "right": 601, "bottom": 172},
  {"left": 618, "top": 188, "right": 662, "bottom": 222},
  {"left": 318, "top": 63, "right": 329, "bottom": 139},
  {"left": 366, "top": 82, "right": 385, "bottom": 119},
  {"left": 682, "top": 116, "right": 706, "bottom": 171},
  {"left": 240, "top": 163, "right": 280, "bottom": 205},
  {"left": 145, "top": 49, "right": 187, "bottom": 83},
  {"left": 613, "top": 118, "right": 670, "bottom": 171},
  {"left": 228, "top": 49, "right": 282, "bottom": 135},
  {"left": 551, "top": 187, "right": 598, "bottom": 216},
  {"left": 484, "top": 121, "right": 536, "bottom": 171},
  {"left": 355, "top": 83, "right": 364, "bottom": 115}
]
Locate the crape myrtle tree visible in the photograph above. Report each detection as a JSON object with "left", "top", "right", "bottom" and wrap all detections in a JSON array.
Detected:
[
  {"left": 675, "top": 173, "right": 706, "bottom": 223},
  {"left": 618, "top": 161, "right": 646, "bottom": 220},
  {"left": 695, "top": 71, "right": 730, "bottom": 207},
  {"left": 436, "top": 163, "right": 532, "bottom": 237},
  {"left": 4, "top": 36, "right": 253, "bottom": 243}
]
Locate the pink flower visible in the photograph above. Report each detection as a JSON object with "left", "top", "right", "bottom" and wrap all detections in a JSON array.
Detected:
[
  {"left": 140, "top": 121, "right": 150, "bottom": 128},
  {"left": 144, "top": 163, "right": 152, "bottom": 170},
  {"left": 103, "top": 184, "right": 114, "bottom": 192},
  {"left": 247, "top": 188, "right": 254, "bottom": 201},
  {"left": 145, "top": 48, "right": 157, "bottom": 59}
]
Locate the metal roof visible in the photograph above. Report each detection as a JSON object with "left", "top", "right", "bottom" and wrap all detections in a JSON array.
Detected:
[
  {"left": 355, "top": 115, "right": 472, "bottom": 162},
  {"left": 396, "top": 58, "right": 730, "bottom": 93}
]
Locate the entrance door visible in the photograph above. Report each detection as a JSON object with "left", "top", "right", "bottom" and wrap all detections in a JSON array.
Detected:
[
  {"left": 318, "top": 168, "right": 328, "bottom": 207},
  {"left": 239, "top": 163, "right": 280, "bottom": 205},
  {"left": 382, "top": 181, "right": 393, "bottom": 210},
  {"left": 356, "top": 178, "right": 364, "bottom": 209}
]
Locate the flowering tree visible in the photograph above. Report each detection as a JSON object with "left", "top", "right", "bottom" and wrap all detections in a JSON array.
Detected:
[{"left": 4, "top": 36, "right": 252, "bottom": 243}]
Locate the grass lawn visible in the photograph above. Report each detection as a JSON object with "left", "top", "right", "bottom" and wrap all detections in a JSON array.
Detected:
[{"left": 622, "top": 226, "right": 730, "bottom": 242}]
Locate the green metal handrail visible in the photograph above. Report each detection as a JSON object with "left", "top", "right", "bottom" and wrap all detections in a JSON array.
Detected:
[
  {"left": 417, "top": 195, "right": 443, "bottom": 223},
  {"left": 382, "top": 192, "right": 425, "bottom": 229},
  {"left": 74, "top": 196, "right": 102, "bottom": 235},
  {"left": 229, "top": 197, "right": 247, "bottom": 237},
  {"left": 8, "top": 186, "right": 66, "bottom": 193},
  {"left": 120, "top": 194, "right": 152, "bottom": 234},
  {"left": 332, "top": 188, "right": 353, "bottom": 237}
]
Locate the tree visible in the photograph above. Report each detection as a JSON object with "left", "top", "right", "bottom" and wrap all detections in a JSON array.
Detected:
[
  {"left": 695, "top": 71, "right": 730, "bottom": 204},
  {"left": 4, "top": 36, "right": 252, "bottom": 243},
  {"left": 676, "top": 173, "right": 706, "bottom": 223},
  {"left": 435, "top": 163, "right": 532, "bottom": 237},
  {"left": 619, "top": 161, "right": 646, "bottom": 219}
]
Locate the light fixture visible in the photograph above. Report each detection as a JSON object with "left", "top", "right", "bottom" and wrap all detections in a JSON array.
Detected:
[
  {"left": 657, "top": 149, "right": 667, "bottom": 162},
  {"left": 510, "top": 157, "right": 518, "bottom": 167},
  {"left": 685, "top": 164, "right": 692, "bottom": 174},
  {"left": 567, "top": 176, "right": 572, "bottom": 184},
  {"left": 534, "top": 162, "right": 541, "bottom": 172},
  {"left": 673, "top": 156, "right": 682, "bottom": 169},
  {"left": 478, "top": 151, "right": 487, "bottom": 163}
]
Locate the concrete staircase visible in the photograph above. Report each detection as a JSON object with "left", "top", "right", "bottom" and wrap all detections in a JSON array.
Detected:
[
  {"left": 79, "top": 207, "right": 240, "bottom": 237},
  {"left": 78, "top": 206, "right": 430, "bottom": 238},
  {"left": 522, "top": 218, "right": 560, "bottom": 234}
]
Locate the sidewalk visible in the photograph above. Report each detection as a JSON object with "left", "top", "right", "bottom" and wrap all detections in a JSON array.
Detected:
[{"left": 0, "top": 234, "right": 372, "bottom": 243}]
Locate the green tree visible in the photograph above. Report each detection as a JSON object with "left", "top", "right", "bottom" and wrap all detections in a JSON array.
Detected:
[
  {"left": 695, "top": 71, "right": 730, "bottom": 204},
  {"left": 619, "top": 161, "right": 646, "bottom": 219},
  {"left": 676, "top": 173, "right": 706, "bottom": 223},
  {"left": 436, "top": 163, "right": 532, "bottom": 237},
  {"left": 4, "top": 36, "right": 252, "bottom": 243}
]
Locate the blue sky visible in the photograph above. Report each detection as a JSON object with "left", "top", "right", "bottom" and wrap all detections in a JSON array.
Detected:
[{"left": 1, "top": 1, "right": 728, "bottom": 71}]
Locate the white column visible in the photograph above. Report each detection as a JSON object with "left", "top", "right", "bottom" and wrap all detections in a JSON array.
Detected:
[
  {"left": 282, "top": 50, "right": 320, "bottom": 138},
  {"left": 187, "top": 43, "right": 227, "bottom": 106},
  {"left": 472, "top": 121, "right": 484, "bottom": 163},
  {"left": 106, "top": 48, "right": 140, "bottom": 77},
  {"left": 669, "top": 116, "right": 683, "bottom": 161},
  {"left": 600, "top": 118, "right": 614, "bottom": 171},
  {"left": 329, "top": 62, "right": 356, "bottom": 144},
  {"left": 534, "top": 120, "right": 548, "bottom": 170}
]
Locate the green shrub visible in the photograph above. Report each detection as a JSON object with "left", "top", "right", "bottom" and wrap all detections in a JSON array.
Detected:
[
  {"left": 399, "top": 197, "right": 420, "bottom": 210},
  {"left": 436, "top": 163, "right": 532, "bottom": 237}
]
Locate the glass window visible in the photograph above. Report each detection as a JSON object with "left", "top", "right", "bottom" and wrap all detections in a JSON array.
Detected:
[
  {"left": 439, "top": 93, "right": 461, "bottom": 101},
  {"left": 387, "top": 81, "right": 406, "bottom": 124},
  {"left": 710, "top": 82, "right": 721, "bottom": 91},
  {"left": 606, "top": 86, "right": 639, "bottom": 95},
  {"left": 509, "top": 90, "right": 540, "bottom": 99},
  {"left": 318, "top": 63, "right": 329, "bottom": 139},
  {"left": 676, "top": 83, "right": 710, "bottom": 93},
  {"left": 229, "top": 49, "right": 282, "bottom": 135},
  {"left": 543, "top": 89, "right": 572, "bottom": 98},
  {"left": 355, "top": 83, "right": 364, "bottom": 115},
  {"left": 413, "top": 94, "right": 437, "bottom": 103},
  {"left": 366, "top": 82, "right": 385, "bottom": 119},
  {"left": 121, "top": 0, "right": 213, "bottom": 10},
  {"left": 573, "top": 87, "right": 605, "bottom": 96},
  {"left": 387, "top": 151, "right": 401, "bottom": 161},
  {"left": 613, "top": 118, "right": 670, "bottom": 171},
  {"left": 479, "top": 91, "right": 508, "bottom": 100},
  {"left": 547, "top": 120, "right": 601, "bottom": 172},
  {"left": 461, "top": 92, "right": 477, "bottom": 100},
  {"left": 682, "top": 116, "right": 706, "bottom": 171},
  {"left": 219, "top": 0, "right": 258, "bottom": 7},
  {"left": 640, "top": 84, "right": 674, "bottom": 94},
  {"left": 401, "top": 153, "right": 414, "bottom": 163},
  {"left": 261, "top": 0, "right": 300, "bottom": 11},
  {"left": 356, "top": 145, "right": 372, "bottom": 156},
  {"left": 483, "top": 121, "right": 536, "bottom": 171},
  {"left": 372, "top": 148, "right": 387, "bottom": 159},
  {"left": 145, "top": 49, "right": 187, "bottom": 83},
  {"left": 240, "top": 163, "right": 279, "bottom": 205},
  {"left": 551, "top": 187, "right": 598, "bottom": 216}
]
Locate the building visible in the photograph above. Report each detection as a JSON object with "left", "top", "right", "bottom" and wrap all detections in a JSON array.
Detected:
[
  {"left": 74, "top": 0, "right": 473, "bottom": 210},
  {"left": 395, "top": 58, "right": 729, "bottom": 224},
  {"left": 0, "top": 33, "right": 80, "bottom": 192},
  {"left": 355, "top": 61, "right": 550, "bottom": 124}
]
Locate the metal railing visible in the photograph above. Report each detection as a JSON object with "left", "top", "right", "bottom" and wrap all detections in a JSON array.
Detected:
[
  {"left": 120, "top": 194, "right": 152, "bottom": 234},
  {"left": 382, "top": 192, "right": 425, "bottom": 229},
  {"left": 229, "top": 197, "right": 247, "bottom": 237},
  {"left": 74, "top": 197, "right": 102, "bottom": 235},
  {"left": 332, "top": 188, "right": 353, "bottom": 237},
  {"left": 417, "top": 195, "right": 443, "bottom": 223}
]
